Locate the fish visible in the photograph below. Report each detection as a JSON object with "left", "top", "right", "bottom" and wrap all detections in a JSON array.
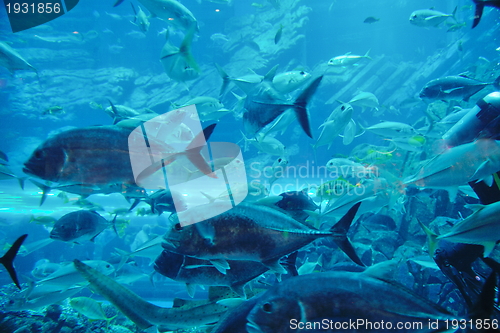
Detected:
[
  {"left": 419, "top": 74, "right": 500, "bottom": 102},
  {"left": 154, "top": 250, "right": 269, "bottom": 298},
  {"left": 348, "top": 91, "right": 379, "bottom": 112},
  {"left": 0, "top": 42, "right": 38, "bottom": 75},
  {"left": 472, "top": 0, "right": 500, "bottom": 28},
  {"left": 244, "top": 268, "right": 473, "bottom": 333},
  {"left": 23, "top": 122, "right": 217, "bottom": 190},
  {"left": 243, "top": 66, "right": 323, "bottom": 138},
  {"left": 0, "top": 234, "right": 27, "bottom": 289},
  {"left": 274, "top": 190, "right": 318, "bottom": 222},
  {"left": 31, "top": 259, "right": 62, "bottom": 279},
  {"left": 136, "top": 0, "right": 198, "bottom": 31},
  {"left": 163, "top": 201, "right": 364, "bottom": 273},
  {"left": 6, "top": 285, "right": 83, "bottom": 311},
  {"left": 409, "top": 7, "right": 457, "bottom": 28},
  {"left": 365, "top": 121, "right": 419, "bottom": 138},
  {"left": 70, "top": 297, "right": 117, "bottom": 323},
  {"left": 312, "top": 103, "right": 353, "bottom": 149},
  {"left": 241, "top": 132, "right": 286, "bottom": 156},
  {"left": 172, "top": 96, "right": 228, "bottom": 122},
  {"left": 363, "top": 16, "right": 380, "bottom": 23},
  {"left": 49, "top": 210, "right": 116, "bottom": 243},
  {"left": 160, "top": 26, "right": 200, "bottom": 82},
  {"left": 130, "top": 3, "right": 150, "bottom": 34},
  {"left": 147, "top": 189, "right": 187, "bottom": 215},
  {"left": 404, "top": 139, "right": 500, "bottom": 201},
  {"left": 325, "top": 158, "right": 371, "bottom": 178},
  {"left": 73, "top": 259, "right": 233, "bottom": 331},
  {"left": 41, "top": 106, "right": 64, "bottom": 116},
  {"left": 274, "top": 24, "right": 283, "bottom": 44},
  {"left": 424, "top": 201, "right": 500, "bottom": 257},
  {"left": 215, "top": 64, "right": 264, "bottom": 96},
  {"left": 272, "top": 70, "right": 312, "bottom": 94},
  {"left": 328, "top": 50, "right": 371, "bottom": 67}
]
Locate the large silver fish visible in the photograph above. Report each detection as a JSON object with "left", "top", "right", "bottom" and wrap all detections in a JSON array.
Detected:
[
  {"left": 242, "top": 66, "right": 323, "bottom": 138},
  {"left": 419, "top": 75, "right": 500, "bottom": 102},
  {"left": 50, "top": 210, "right": 115, "bottom": 243},
  {"left": 163, "top": 201, "right": 364, "bottom": 273}
]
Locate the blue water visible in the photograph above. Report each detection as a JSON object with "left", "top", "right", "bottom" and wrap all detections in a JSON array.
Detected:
[{"left": 0, "top": 0, "right": 499, "bottom": 331}]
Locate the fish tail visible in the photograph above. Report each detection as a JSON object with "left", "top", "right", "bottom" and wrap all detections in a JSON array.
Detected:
[
  {"left": 180, "top": 25, "right": 200, "bottom": 73},
  {"left": 185, "top": 124, "right": 218, "bottom": 179},
  {"left": 293, "top": 75, "right": 323, "bottom": 138},
  {"left": 493, "top": 74, "right": 500, "bottom": 89},
  {"left": 130, "top": 2, "right": 137, "bottom": 20},
  {"left": 215, "top": 63, "right": 231, "bottom": 97},
  {"left": 416, "top": 219, "right": 439, "bottom": 257},
  {"left": 468, "top": 270, "right": 496, "bottom": 322},
  {"left": 0, "top": 234, "right": 28, "bottom": 289},
  {"left": 364, "top": 49, "right": 372, "bottom": 60},
  {"left": 29, "top": 179, "right": 51, "bottom": 206},
  {"left": 451, "top": 6, "right": 458, "bottom": 23},
  {"left": 472, "top": 1, "right": 484, "bottom": 28},
  {"left": 330, "top": 202, "right": 364, "bottom": 266}
]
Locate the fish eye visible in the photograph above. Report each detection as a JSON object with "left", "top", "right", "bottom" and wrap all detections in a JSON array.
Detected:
[
  {"left": 278, "top": 158, "right": 282, "bottom": 163},
  {"left": 262, "top": 302, "right": 273, "bottom": 313},
  {"left": 174, "top": 223, "right": 183, "bottom": 231},
  {"left": 341, "top": 105, "right": 345, "bottom": 110},
  {"left": 34, "top": 150, "right": 43, "bottom": 159},
  {"left": 300, "top": 71, "right": 305, "bottom": 75}
]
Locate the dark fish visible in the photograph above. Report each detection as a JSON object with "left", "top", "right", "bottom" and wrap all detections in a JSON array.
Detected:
[
  {"left": 363, "top": 16, "right": 380, "bottom": 23},
  {"left": 49, "top": 210, "right": 115, "bottom": 243},
  {"left": 163, "top": 202, "right": 363, "bottom": 274},
  {"left": 113, "top": 0, "right": 125, "bottom": 6},
  {"left": 147, "top": 189, "right": 186, "bottom": 215},
  {"left": 0, "top": 234, "right": 27, "bottom": 290},
  {"left": 23, "top": 124, "right": 216, "bottom": 190},
  {"left": 472, "top": 0, "right": 500, "bottom": 28},
  {"left": 274, "top": 190, "right": 318, "bottom": 222},
  {"left": 274, "top": 24, "right": 283, "bottom": 44},
  {"left": 243, "top": 67, "right": 323, "bottom": 138},
  {"left": 244, "top": 269, "right": 487, "bottom": 333},
  {"left": 419, "top": 74, "right": 500, "bottom": 102},
  {"left": 154, "top": 250, "right": 269, "bottom": 298}
]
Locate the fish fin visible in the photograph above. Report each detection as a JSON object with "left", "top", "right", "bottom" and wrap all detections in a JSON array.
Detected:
[
  {"left": 215, "top": 63, "right": 231, "bottom": 97},
  {"left": 195, "top": 222, "right": 216, "bottom": 246},
  {"left": 472, "top": 3, "right": 484, "bottom": 28},
  {"left": 185, "top": 283, "right": 196, "bottom": 298},
  {"left": 254, "top": 196, "right": 283, "bottom": 206},
  {"left": 363, "top": 259, "right": 398, "bottom": 280},
  {"left": 293, "top": 75, "right": 324, "bottom": 138},
  {"left": 364, "top": 49, "right": 372, "bottom": 60},
  {"left": 210, "top": 259, "right": 229, "bottom": 274},
  {"left": 447, "top": 187, "right": 459, "bottom": 202},
  {"left": 281, "top": 251, "right": 299, "bottom": 276},
  {"left": 464, "top": 203, "right": 485, "bottom": 213},
  {"left": 330, "top": 202, "right": 364, "bottom": 266},
  {"left": 229, "top": 284, "right": 247, "bottom": 299},
  {"left": 29, "top": 179, "right": 51, "bottom": 206},
  {"left": 130, "top": 2, "right": 137, "bottom": 17},
  {"left": 184, "top": 124, "right": 218, "bottom": 179},
  {"left": 200, "top": 191, "right": 216, "bottom": 203},
  {"left": 416, "top": 219, "right": 438, "bottom": 257},
  {"left": 17, "top": 177, "right": 26, "bottom": 190},
  {"left": 217, "top": 297, "right": 246, "bottom": 306},
  {"left": 179, "top": 25, "right": 200, "bottom": 73},
  {"left": 262, "top": 258, "right": 287, "bottom": 274},
  {"left": 113, "top": 0, "right": 124, "bottom": 6},
  {"left": 0, "top": 234, "right": 27, "bottom": 289},
  {"left": 482, "top": 241, "right": 497, "bottom": 257},
  {"left": 263, "top": 64, "right": 279, "bottom": 82}
]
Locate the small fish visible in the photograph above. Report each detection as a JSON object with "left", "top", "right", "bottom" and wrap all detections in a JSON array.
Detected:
[
  {"left": 0, "top": 234, "right": 27, "bottom": 289},
  {"left": 365, "top": 121, "right": 418, "bottom": 138},
  {"left": 409, "top": 7, "right": 457, "bottom": 28},
  {"left": 274, "top": 24, "right": 283, "bottom": 44},
  {"left": 363, "top": 16, "right": 380, "bottom": 23},
  {"left": 70, "top": 297, "right": 117, "bottom": 323},
  {"left": 328, "top": 50, "right": 371, "bottom": 67},
  {"left": 312, "top": 103, "right": 353, "bottom": 150},
  {"left": 419, "top": 74, "right": 500, "bottom": 102},
  {"left": 49, "top": 210, "right": 116, "bottom": 243},
  {"left": 446, "top": 21, "right": 466, "bottom": 32},
  {"left": 348, "top": 91, "right": 379, "bottom": 112},
  {"left": 41, "top": 106, "right": 64, "bottom": 116},
  {"left": 210, "top": 33, "right": 230, "bottom": 44},
  {"left": 130, "top": 3, "right": 150, "bottom": 34},
  {"left": 472, "top": 0, "right": 500, "bottom": 28},
  {"left": 31, "top": 259, "right": 62, "bottom": 279}
]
